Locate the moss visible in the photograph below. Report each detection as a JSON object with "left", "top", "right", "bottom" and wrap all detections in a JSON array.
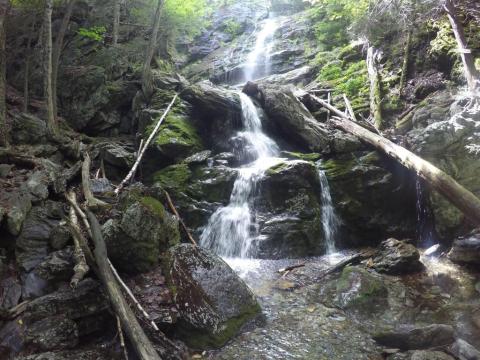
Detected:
[
  {"left": 265, "top": 161, "right": 290, "bottom": 176},
  {"left": 323, "top": 158, "right": 356, "bottom": 178},
  {"left": 152, "top": 163, "right": 191, "bottom": 193},
  {"left": 282, "top": 151, "right": 321, "bottom": 161},
  {"left": 140, "top": 196, "right": 166, "bottom": 218},
  {"left": 153, "top": 114, "right": 203, "bottom": 155},
  {"left": 183, "top": 302, "right": 261, "bottom": 349}
]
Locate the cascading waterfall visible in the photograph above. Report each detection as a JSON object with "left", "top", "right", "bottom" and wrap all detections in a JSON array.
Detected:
[
  {"left": 415, "top": 176, "right": 437, "bottom": 247},
  {"left": 200, "top": 93, "right": 280, "bottom": 257},
  {"left": 316, "top": 162, "right": 339, "bottom": 254}
]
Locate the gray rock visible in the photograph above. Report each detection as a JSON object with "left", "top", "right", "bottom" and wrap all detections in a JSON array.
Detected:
[
  {"left": 24, "top": 315, "right": 79, "bottom": 351},
  {"left": 102, "top": 142, "right": 135, "bottom": 169},
  {"left": 163, "top": 244, "right": 261, "bottom": 349},
  {"left": 4, "top": 193, "right": 32, "bottom": 237},
  {"left": 260, "top": 85, "right": 330, "bottom": 153},
  {"left": 0, "top": 276, "right": 22, "bottom": 310},
  {"left": 388, "top": 351, "right": 455, "bottom": 360},
  {"left": 11, "top": 112, "right": 47, "bottom": 144},
  {"left": 13, "top": 347, "right": 112, "bottom": 360},
  {"left": 373, "top": 324, "right": 455, "bottom": 350},
  {"left": 448, "top": 230, "right": 480, "bottom": 265},
  {"left": 450, "top": 339, "right": 480, "bottom": 360},
  {"left": 49, "top": 224, "right": 72, "bottom": 250},
  {"left": 184, "top": 150, "right": 212, "bottom": 164},
  {"left": 373, "top": 238, "right": 424, "bottom": 275},
  {"left": 25, "top": 171, "right": 50, "bottom": 203},
  {"left": 90, "top": 178, "right": 114, "bottom": 194}
]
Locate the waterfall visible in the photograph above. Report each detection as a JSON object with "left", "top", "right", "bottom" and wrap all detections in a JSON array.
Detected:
[
  {"left": 200, "top": 93, "right": 280, "bottom": 258},
  {"left": 415, "top": 176, "right": 437, "bottom": 247},
  {"left": 316, "top": 163, "right": 339, "bottom": 254},
  {"left": 243, "top": 18, "right": 278, "bottom": 82}
]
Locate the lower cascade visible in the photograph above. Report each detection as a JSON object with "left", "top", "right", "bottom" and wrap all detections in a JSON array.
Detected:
[{"left": 200, "top": 93, "right": 281, "bottom": 258}]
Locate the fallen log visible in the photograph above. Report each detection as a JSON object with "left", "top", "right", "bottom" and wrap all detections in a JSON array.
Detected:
[
  {"left": 303, "top": 92, "right": 480, "bottom": 226},
  {"left": 86, "top": 210, "right": 162, "bottom": 360},
  {"left": 278, "top": 263, "right": 305, "bottom": 273},
  {"left": 82, "top": 152, "right": 108, "bottom": 209},
  {"left": 317, "top": 254, "right": 363, "bottom": 281},
  {"left": 68, "top": 201, "right": 89, "bottom": 288}
]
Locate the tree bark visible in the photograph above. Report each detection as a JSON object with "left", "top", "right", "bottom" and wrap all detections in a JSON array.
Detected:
[
  {"left": 142, "top": 0, "right": 164, "bottom": 99},
  {"left": 0, "top": 0, "right": 9, "bottom": 147},
  {"left": 86, "top": 210, "right": 162, "bottom": 360},
  {"left": 399, "top": 28, "right": 412, "bottom": 94},
  {"left": 112, "top": 0, "right": 120, "bottom": 45},
  {"left": 444, "top": 0, "right": 479, "bottom": 91},
  {"left": 366, "top": 46, "right": 384, "bottom": 129},
  {"left": 23, "top": 18, "right": 36, "bottom": 113},
  {"left": 302, "top": 92, "right": 480, "bottom": 227},
  {"left": 43, "top": 0, "right": 57, "bottom": 138},
  {"left": 52, "top": 0, "right": 76, "bottom": 118}
]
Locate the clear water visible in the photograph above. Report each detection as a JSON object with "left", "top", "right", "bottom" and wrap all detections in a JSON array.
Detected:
[
  {"left": 317, "top": 163, "right": 339, "bottom": 254},
  {"left": 200, "top": 93, "right": 281, "bottom": 258}
]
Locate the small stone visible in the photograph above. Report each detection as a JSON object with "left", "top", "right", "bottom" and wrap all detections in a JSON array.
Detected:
[
  {"left": 372, "top": 238, "right": 424, "bottom": 275},
  {"left": 449, "top": 339, "right": 480, "bottom": 360}
]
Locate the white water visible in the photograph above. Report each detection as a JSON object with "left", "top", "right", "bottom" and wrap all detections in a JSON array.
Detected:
[
  {"left": 317, "top": 163, "right": 339, "bottom": 254},
  {"left": 200, "top": 93, "right": 281, "bottom": 257},
  {"left": 243, "top": 18, "right": 278, "bottom": 82}
]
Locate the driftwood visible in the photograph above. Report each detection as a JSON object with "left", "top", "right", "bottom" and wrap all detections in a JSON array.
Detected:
[
  {"left": 165, "top": 191, "right": 197, "bottom": 246},
  {"left": 317, "top": 254, "right": 363, "bottom": 281},
  {"left": 82, "top": 152, "right": 108, "bottom": 209},
  {"left": 86, "top": 210, "right": 162, "bottom": 360},
  {"left": 68, "top": 202, "right": 89, "bottom": 288},
  {"left": 116, "top": 315, "right": 129, "bottom": 360},
  {"left": 342, "top": 94, "right": 357, "bottom": 122},
  {"left": 278, "top": 263, "right": 305, "bottom": 273},
  {"left": 115, "top": 94, "right": 177, "bottom": 195},
  {"left": 303, "top": 91, "right": 480, "bottom": 226}
]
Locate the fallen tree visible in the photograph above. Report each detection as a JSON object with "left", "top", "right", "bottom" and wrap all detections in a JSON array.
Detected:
[{"left": 300, "top": 90, "right": 480, "bottom": 227}]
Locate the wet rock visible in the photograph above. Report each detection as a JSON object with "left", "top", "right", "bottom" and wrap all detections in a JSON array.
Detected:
[
  {"left": 16, "top": 206, "right": 59, "bottom": 272},
  {"left": 184, "top": 150, "right": 212, "bottom": 164},
  {"left": 90, "top": 178, "right": 114, "bottom": 194},
  {"left": 104, "top": 196, "right": 180, "bottom": 274},
  {"left": 388, "top": 351, "right": 455, "bottom": 360},
  {"left": 373, "top": 324, "right": 455, "bottom": 350},
  {"left": 448, "top": 230, "right": 480, "bottom": 266},
  {"left": 0, "top": 276, "right": 22, "bottom": 310},
  {"left": 331, "top": 266, "right": 388, "bottom": 313},
  {"left": 24, "top": 315, "right": 79, "bottom": 351},
  {"left": 323, "top": 152, "right": 417, "bottom": 248},
  {"left": 14, "top": 347, "right": 112, "bottom": 360},
  {"left": 449, "top": 339, "right": 480, "bottom": 360},
  {"left": 256, "top": 160, "right": 323, "bottom": 258},
  {"left": 163, "top": 244, "right": 261, "bottom": 349},
  {"left": 260, "top": 85, "right": 330, "bottom": 153},
  {"left": 373, "top": 238, "right": 424, "bottom": 275},
  {"left": 49, "top": 224, "right": 72, "bottom": 250},
  {"left": 11, "top": 112, "right": 47, "bottom": 144},
  {"left": 101, "top": 142, "right": 135, "bottom": 170},
  {"left": 25, "top": 171, "right": 50, "bottom": 203}
]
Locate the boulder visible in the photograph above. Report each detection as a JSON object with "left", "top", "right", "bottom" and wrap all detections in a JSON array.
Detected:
[
  {"left": 163, "top": 244, "right": 261, "bottom": 349},
  {"left": 11, "top": 112, "right": 47, "bottom": 144},
  {"left": 449, "top": 339, "right": 480, "bottom": 360},
  {"left": 260, "top": 85, "right": 330, "bottom": 153},
  {"left": 49, "top": 224, "right": 72, "bottom": 250},
  {"left": 89, "top": 178, "right": 114, "bottom": 195},
  {"left": 24, "top": 315, "right": 79, "bottom": 351},
  {"left": 255, "top": 160, "right": 323, "bottom": 258},
  {"left": 14, "top": 347, "right": 112, "bottom": 360},
  {"left": 372, "top": 238, "right": 424, "bottom": 275},
  {"left": 373, "top": 324, "right": 455, "bottom": 350},
  {"left": 103, "top": 196, "right": 180, "bottom": 274},
  {"left": 448, "top": 230, "right": 480, "bottom": 266},
  {"left": 388, "top": 351, "right": 455, "bottom": 360},
  {"left": 331, "top": 266, "right": 388, "bottom": 313}
]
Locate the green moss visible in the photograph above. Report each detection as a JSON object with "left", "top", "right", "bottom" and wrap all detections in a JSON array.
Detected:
[
  {"left": 323, "top": 158, "right": 356, "bottom": 178},
  {"left": 153, "top": 114, "right": 203, "bottom": 154},
  {"left": 265, "top": 161, "right": 290, "bottom": 176},
  {"left": 140, "top": 196, "right": 166, "bottom": 218},
  {"left": 282, "top": 151, "right": 321, "bottom": 162},
  {"left": 183, "top": 302, "right": 261, "bottom": 349},
  {"left": 152, "top": 163, "right": 191, "bottom": 193}
]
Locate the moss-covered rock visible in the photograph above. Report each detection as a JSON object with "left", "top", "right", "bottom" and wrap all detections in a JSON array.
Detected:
[
  {"left": 163, "top": 244, "right": 261, "bottom": 349},
  {"left": 103, "top": 196, "right": 180, "bottom": 274}
]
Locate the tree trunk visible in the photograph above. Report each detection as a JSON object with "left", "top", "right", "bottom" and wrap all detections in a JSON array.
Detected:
[
  {"left": 52, "top": 0, "right": 76, "bottom": 118},
  {"left": 112, "top": 0, "right": 120, "bottom": 45},
  {"left": 86, "top": 210, "right": 162, "bottom": 360},
  {"left": 399, "top": 28, "right": 412, "bottom": 94},
  {"left": 302, "top": 92, "right": 480, "bottom": 227},
  {"left": 0, "top": 1, "right": 9, "bottom": 147},
  {"left": 444, "top": 0, "right": 479, "bottom": 91},
  {"left": 43, "top": 0, "right": 57, "bottom": 138},
  {"left": 23, "top": 19, "right": 36, "bottom": 113},
  {"left": 142, "top": 0, "right": 164, "bottom": 99},
  {"left": 366, "top": 46, "right": 384, "bottom": 129}
]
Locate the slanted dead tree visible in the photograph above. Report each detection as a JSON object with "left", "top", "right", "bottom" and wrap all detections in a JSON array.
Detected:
[
  {"left": 443, "top": 0, "right": 480, "bottom": 91},
  {"left": 300, "top": 90, "right": 480, "bottom": 227},
  {"left": 366, "top": 46, "right": 384, "bottom": 129}
]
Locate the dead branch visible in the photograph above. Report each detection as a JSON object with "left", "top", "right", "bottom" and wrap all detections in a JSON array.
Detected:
[
  {"left": 278, "top": 263, "right": 305, "bottom": 273},
  {"left": 117, "top": 315, "right": 129, "bottom": 360},
  {"left": 343, "top": 94, "right": 357, "bottom": 122},
  {"left": 82, "top": 152, "right": 108, "bottom": 209},
  {"left": 317, "top": 254, "right": 363, "bottom": 281},
  {"left": 108, "top": 258, "right": 160, "bottom": 331},
  {"left": 115, "top": 94, "right": 178, "bottom": 195},
  {"left": 86, "top": 209, "right": 162, "bottom": 360},
  {"left": 68, "top": 201, "right": 89, "bottom": 288},
  {"left": 65, "top": 190, "right": 92, "bottom": 238},
  {"left": 165, "top": 191, "right": 197, "bottom": 246}
]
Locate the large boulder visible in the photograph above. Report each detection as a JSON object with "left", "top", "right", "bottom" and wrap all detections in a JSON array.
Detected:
[
  {"left": 372, "top": 238, "right": 424, "bottom": 275},
  {"left": 448, "top": 230, "right": 480, "bottom": 266},
  {"left": 259, "top": 85, "right": 330, "bottom": 153},
  {"left": 10, "top": 113, "right": 47, "bottom": 145},
  {"left": 103, "top": 196, "right": 180, "bottom": 274},
  {"left": 322, "top": 151, "right": 417, "bottom": 248},
  {"left": 255, "top": 160, "right": 323, "bottom": 258},
  {"left": 407, "top": 93, "right": 480, "bottom": 239},
  {"left": 163, "top": 244, "right": 261, "bottom": 349}
]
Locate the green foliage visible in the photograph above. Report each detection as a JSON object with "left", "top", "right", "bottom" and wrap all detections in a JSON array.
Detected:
[
  {"left": 428, "top": 18, "right": 457, "bottom": 56},
  {"left": 223, "top": 19, "right": 242, "bottom": 36},
  {"left": 77, "top": 26, "right": 106, "bottom": 42}
]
